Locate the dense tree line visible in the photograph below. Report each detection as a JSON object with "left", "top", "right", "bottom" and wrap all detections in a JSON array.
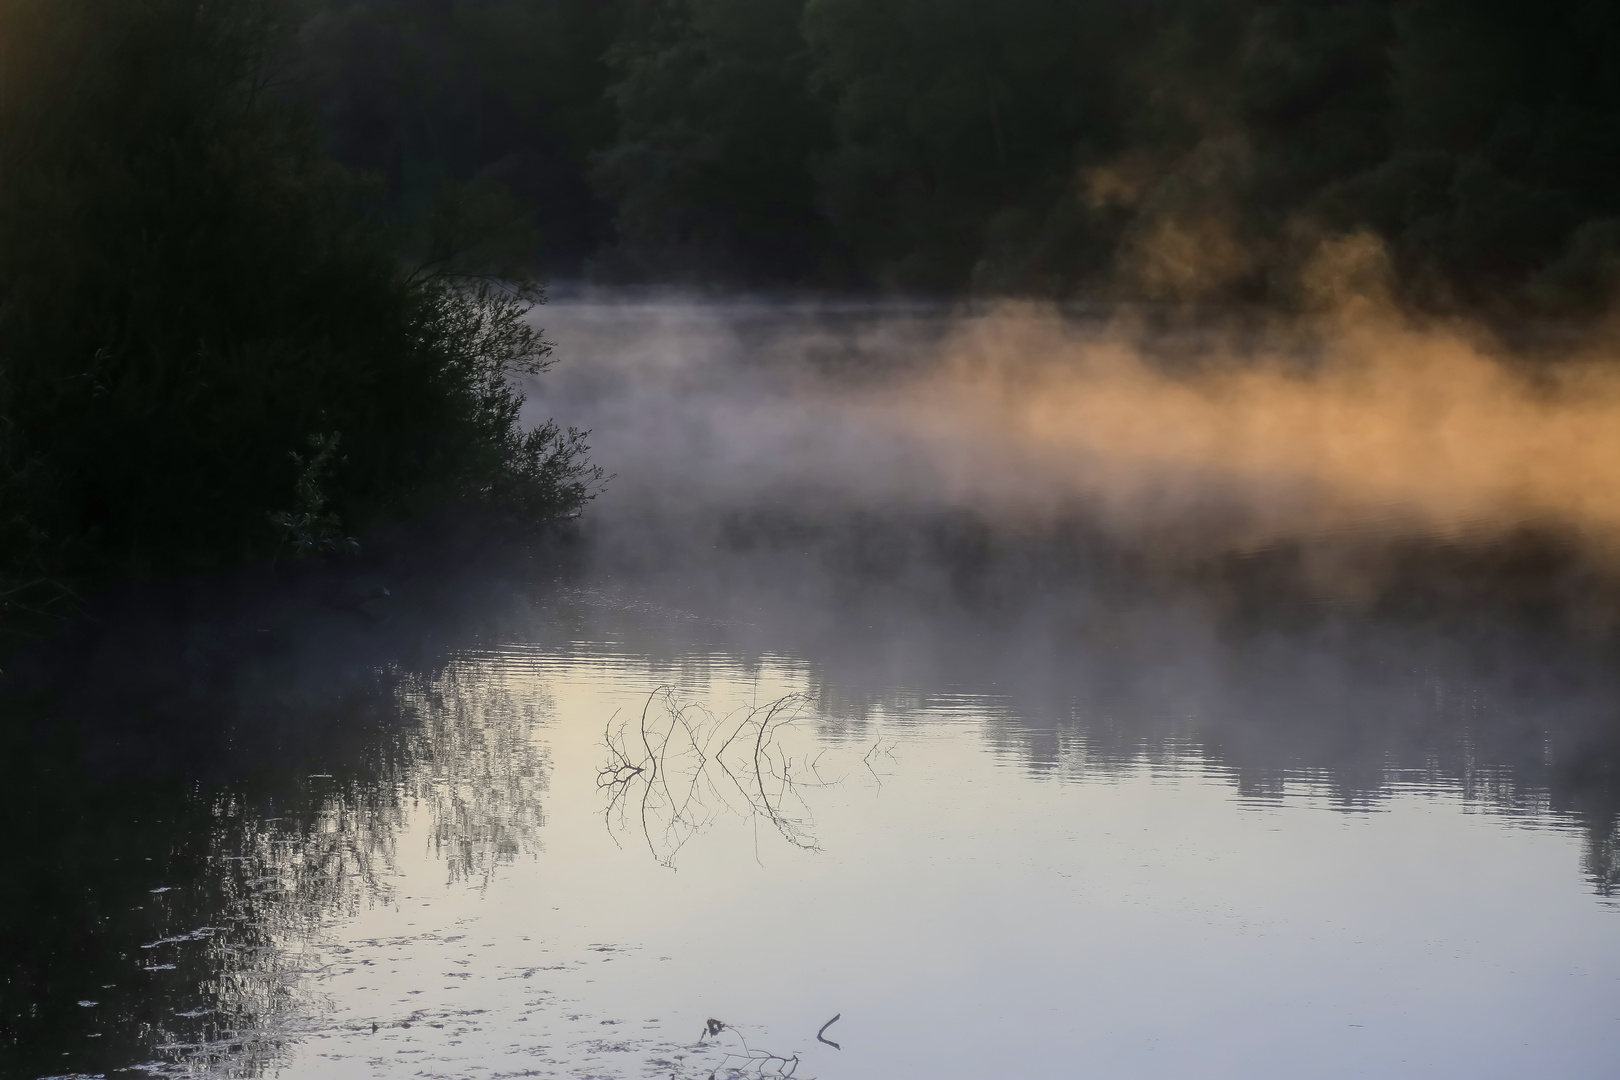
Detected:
[
  {"left": 299, "top": 0, "right": 1620, "bottom": 310},
  {"left": 5, "top": 0, "right": 1617, "bottom": 616},
  {"left": 0, "top": 0, "right": 600, "bottom": 618}
]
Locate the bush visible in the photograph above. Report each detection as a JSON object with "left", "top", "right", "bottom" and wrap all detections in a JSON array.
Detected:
[{"left": 0, "top": 0, "right": 599, "bottom": 609}]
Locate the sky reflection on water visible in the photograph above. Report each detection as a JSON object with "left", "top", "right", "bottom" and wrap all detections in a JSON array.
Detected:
[
  {"left": 304, "top": 636, "right": 1620, "bottom": 1080},
  {"left": 10, "top": 588, "right": 1620, "bottom": 1080}
]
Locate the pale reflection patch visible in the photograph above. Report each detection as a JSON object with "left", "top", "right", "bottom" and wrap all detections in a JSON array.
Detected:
[{"left": 174, "top": 638, "right": 1620, "bottom": 1080}]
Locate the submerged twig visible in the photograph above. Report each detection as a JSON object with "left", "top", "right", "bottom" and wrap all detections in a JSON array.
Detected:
[
  {"left": 694, "top": 1017, "right": 810, "bottom": 1078},
  {"left": 597, "top": 688, "right": 828, "bottom": 868}
]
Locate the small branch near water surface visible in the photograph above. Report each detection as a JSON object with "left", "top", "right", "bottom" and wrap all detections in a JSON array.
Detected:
[
  {"left": 598, "top": 687, "right": 828, "bottom": 868},
  {"left": 679, "top": 1014, "right": 841, "bottom": 1079}
]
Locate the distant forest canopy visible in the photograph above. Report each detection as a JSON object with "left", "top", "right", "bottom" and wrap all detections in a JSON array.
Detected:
[{"left": 296, "top": 0, "right": 1620, "bottom": 311}]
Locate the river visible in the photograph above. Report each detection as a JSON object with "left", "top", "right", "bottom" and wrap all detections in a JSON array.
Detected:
[{"left": 5, "top": 294, "right": 1619, "bottom": 1079}]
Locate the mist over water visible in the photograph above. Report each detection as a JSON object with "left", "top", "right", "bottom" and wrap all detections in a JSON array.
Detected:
[
  {"left": 539, "top": 283, "right": 1620, "bottom": 565},
  {"left": 526, "top": 287, "right": 1620, "bottom": 637},
  {"left": 9, "top": 292, "right": 1620, "bottom": 1080},
  {"left": 528, "top": 288, "right": 1620, "bottom": 813}
]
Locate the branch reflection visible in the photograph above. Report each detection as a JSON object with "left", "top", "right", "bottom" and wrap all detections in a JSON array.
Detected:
[{"left": 599, "top": 688, "right": 828, "bottom": 867}]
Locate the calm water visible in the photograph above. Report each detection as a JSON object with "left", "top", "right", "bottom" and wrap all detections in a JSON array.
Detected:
[{"left": 6, "top": 297, "right": 1620, "bottom": 1079}]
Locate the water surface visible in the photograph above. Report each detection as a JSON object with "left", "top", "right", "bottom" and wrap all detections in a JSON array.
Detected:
[{"left": 7, "top": 296, "right": 1620, "bottom": 1079}]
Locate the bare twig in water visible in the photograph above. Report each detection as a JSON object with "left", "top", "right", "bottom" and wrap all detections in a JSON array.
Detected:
[
  {"left": 694, "top": 1017, "right": 810, "bottom": 1078},
  {"left": 598, "top": 688, "right": 830, "bottom": 867},
  {"left": 861, "top": 739, "right": 897, "bottom": 790},
  {"left": 815, "top": 1014, "right": 841, "bottom": 1050}
]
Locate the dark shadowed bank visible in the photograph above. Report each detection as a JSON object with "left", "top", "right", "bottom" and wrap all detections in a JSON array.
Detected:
[{"left": 0, "top": 0, "right": 602, "bottom": 638}]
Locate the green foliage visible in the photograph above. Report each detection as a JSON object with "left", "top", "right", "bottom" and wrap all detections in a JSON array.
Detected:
[
  {"left": 0, "top": 0, "right": 600, "bottom": 601},
  {"left": 283, "top": 0, "right": 1620, "bottom": 308},
  {"left": 1047, "top": 0, "right": 1620, "bottom": 310},
  {"left": 801, "top": 0, "right": 1138, "bottom": 292},
  {"left": 398, "top": 278, "right": 603, "bottom": 521},
  {"left": 295, "top": 0, "right": 628, "bottom": 273},
  {"left": 270, "top": 434, "right": 360, "bottom": 558},
  {"left": 590, "top": 0, "right": 836, "bottom": 282}
]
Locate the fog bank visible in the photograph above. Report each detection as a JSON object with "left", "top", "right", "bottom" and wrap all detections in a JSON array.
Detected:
[{"left": 529, "top": 287, "right": 1620, "bottom": 608}]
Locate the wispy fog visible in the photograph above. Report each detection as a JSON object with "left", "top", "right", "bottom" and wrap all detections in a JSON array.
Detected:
[{"left": 531, "top": 282, "right": 1620, "bottom": 616}]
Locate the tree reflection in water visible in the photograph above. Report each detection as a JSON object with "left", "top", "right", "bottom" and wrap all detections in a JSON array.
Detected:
[
  {"left": 396, "top": 664, "right": 550, "bottom": 886},
  {"left": 1, "top": 619, "right": 553, "bottom": 1078}
]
